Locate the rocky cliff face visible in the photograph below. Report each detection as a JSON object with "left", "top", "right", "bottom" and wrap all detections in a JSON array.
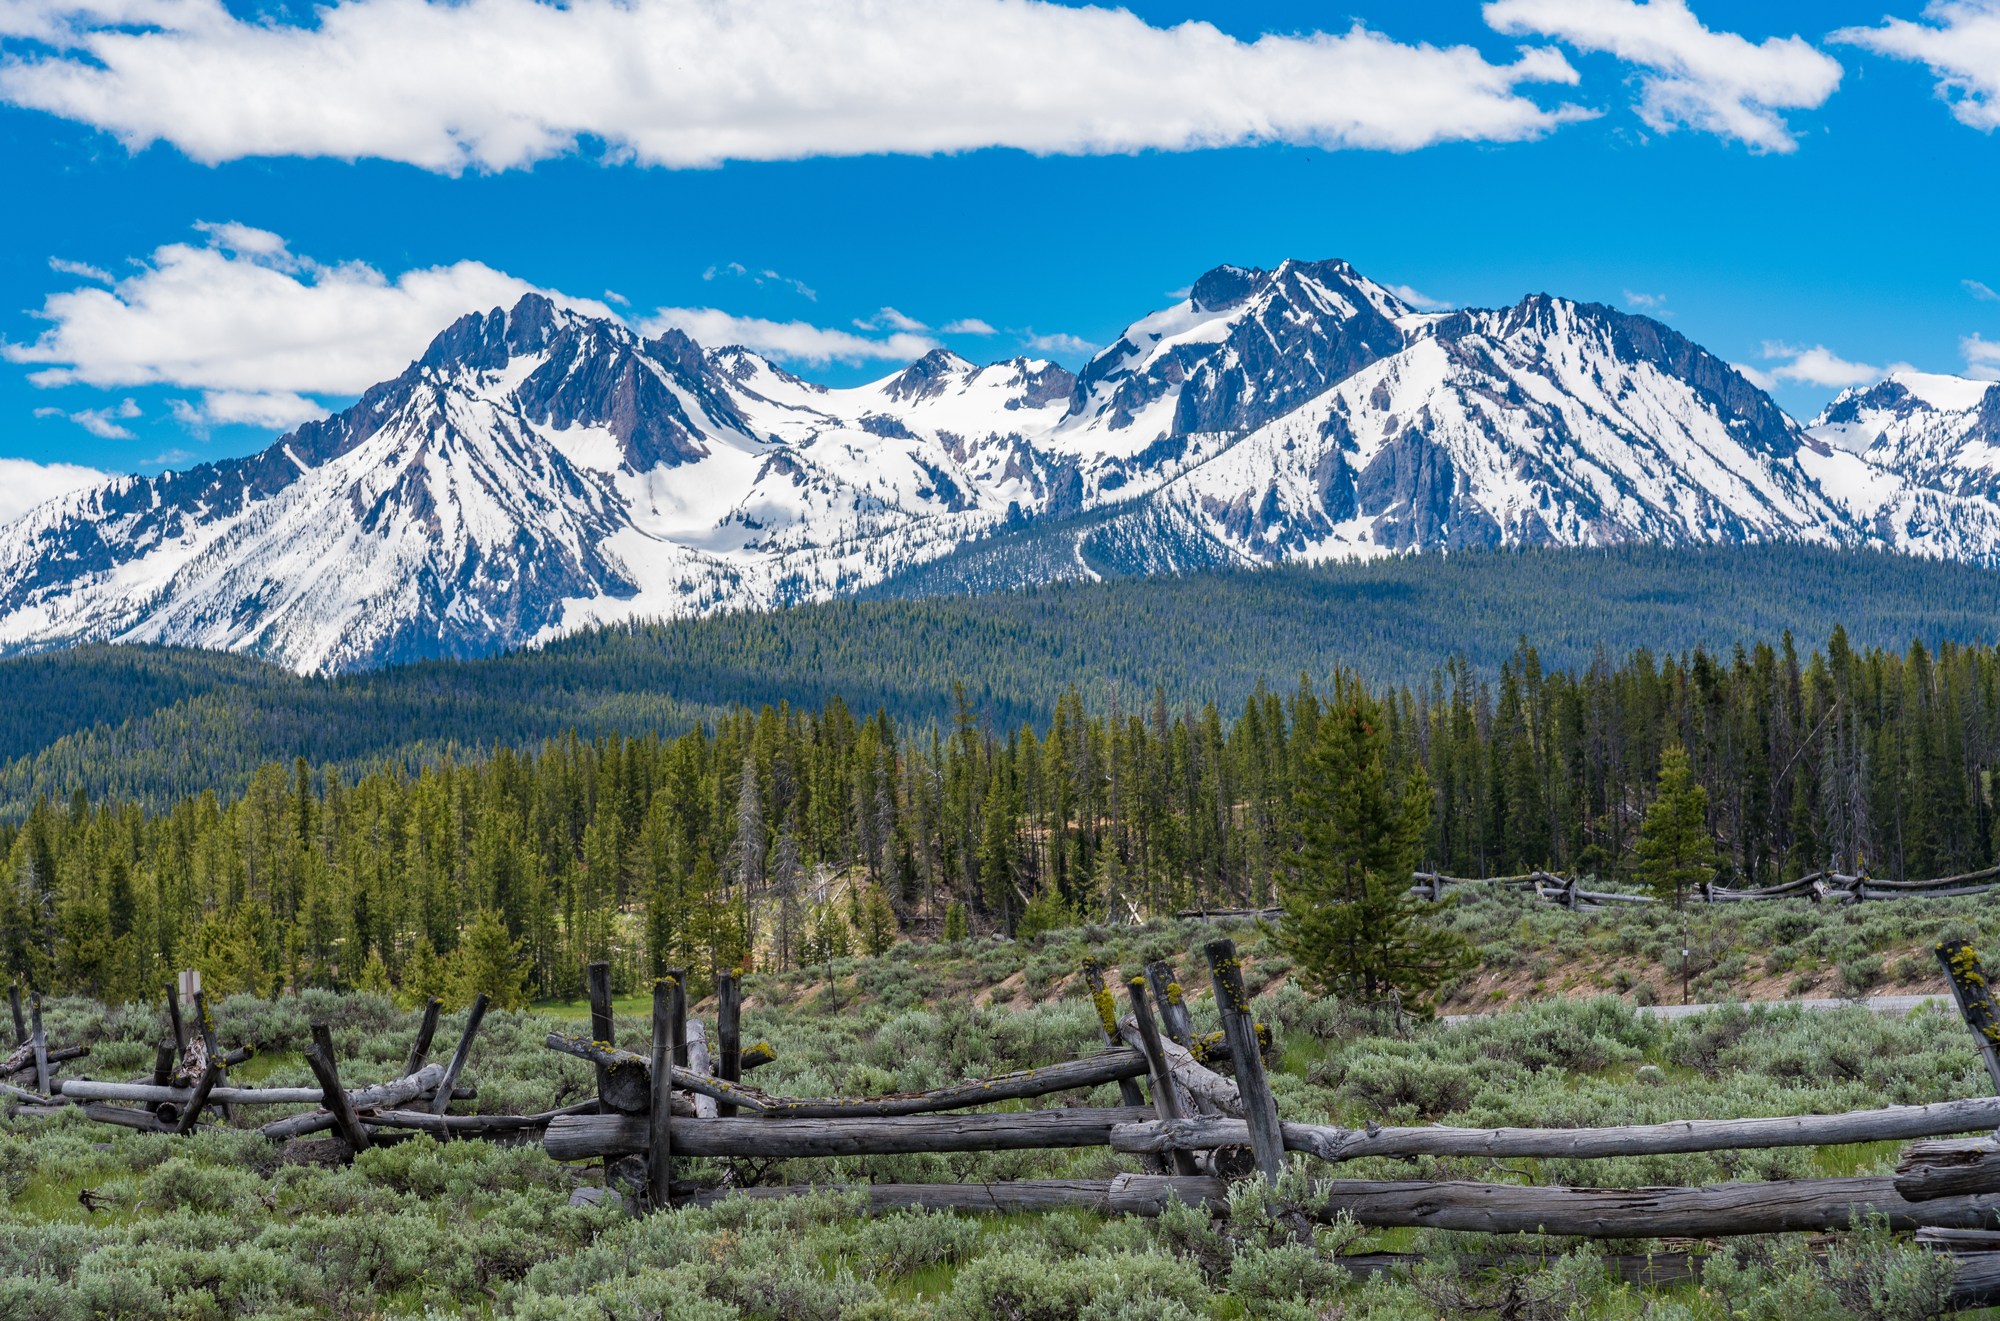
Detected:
[{"left": 4, "top": 262, "right": 1998, "bottom": 672}]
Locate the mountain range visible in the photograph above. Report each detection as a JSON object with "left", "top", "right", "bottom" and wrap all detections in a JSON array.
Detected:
[{"left": 3, "top": 258, "right": 1997, "bottom": 672}]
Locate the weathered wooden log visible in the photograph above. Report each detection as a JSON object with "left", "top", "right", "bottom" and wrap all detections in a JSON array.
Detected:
[
  {"left": 1083, "top": 961, "right": 1150, "bottom": 1117},
  {"left": 362, "top": 1100, "right": 599, "bottom": 1136},
  {"left": 1949, "top": 1253, "right": 2000, "bottom": 1308},
  {"left": 305, "top": 1024, "right": 370, "bottom": 1153},
  {"left": 164, "top": 984, "right": 186, "bottom": 1055},
  {"left": 740, "top": 1042, "right": 777, "bottom": 1072},
  {"left": 1896, "top": 1139, "right": 2000, "bottom": 1201},
  {"left": 6, "top": 984, "right": 22, "bottom": 1045},
  {"left": 430, "top": 993, "right": 488, "bottom": 1119},
  {"left": 1126, "top": 976, "right": 1200, "bottom": 1176},
  {"left": 1937, "top": 940, "right": 2000, "bottom": 1095},
  {"left": 680, "top": 1173, "right": 1228, "bottom": 1216},
  {"left": 1144, "top": 961, "right": 1195, "bottom": 1049},
  {"left": 1920, "top": 1227, "right": 2000, "bottom": 1251},
  {"left": 82, "top": 1101, "right": 215, "bottom": 1132},
  {"left": 545, "top": 1106, "right": 1155, "bottom": 1161},
  {"left": 1313, "top": 1176, "right": 2000, "bottom": 1237},
  {"left": 648, "top": 978, "right": 674, "bottom": 1214},
  {"left": 1115, "top": 1019, "right": 1241, "bottom": 1117},
  {"left": 1207, "top": 939, "right": 1284, "bottom": 1184},
  {"left": 685, "top": 1020, "right": 718, "bottom": 1121},
  {"left": 2, "top": 1043, "right": 86, "bottom": 1079},
  {"left": 190, "top": 989, "right": 230, "bottom": 1121},
  {"left": 1113, "top": 1096, "right": 2000, "bottom": 1164},
  {"left": 586, "top": 962, "right": 615, "bottom": 1109},
  {"left": 717, "top": 972, "right": 742, "bottom": 1119},
  {"left": 29, "top": 993, "right": 50, "bottom": 1095},
  {"left": 66, "top": 1062, "right": 448, "bottom": 1112},
  {"left": 149, "top": 1041, "right": 175, "bottom": 1089},
  {"left": 2, "top": 1080, "right": 64, "bottom": 1105},
  {"left": 545, "top": 1030, "right": 1148, "bottom": 1117},
  {"left": 668, "top": 968, "right": 688, "bottom": 1070},
  {"left": 402, "top": 998, "right": 442, "bottom": 1079},
  {"left": 175, "top": 1060, "right": 223, "bottom": 1135}
]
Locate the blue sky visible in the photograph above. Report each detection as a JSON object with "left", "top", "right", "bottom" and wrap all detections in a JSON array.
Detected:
[{"left": 0, "top": 0, "right": 1997, "bottom": 492}]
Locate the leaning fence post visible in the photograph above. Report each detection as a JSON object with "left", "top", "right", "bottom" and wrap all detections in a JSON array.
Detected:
[
  {"left": 1082, "top": 960, "right": 1149, "bottom": 1112},
  {"left": 667, "top": 969, "right": 688, "bottom": 1070},
  {"left": 7, "top": 984, "right": 23, "bottom": 1046},
  {"left": 429, "top": 993, "right": 489, "bottom": 1120},
  {"left": 1126, "top": 975, "right": 1200, "bottom": 1176},
  {"left": 401, "top": 997, "right": 442, "bottom": 1078},
  {"left": 174, "top": 1060, "right": 222, "bottom": 1135},
  {"left": 191, "top": 989, "right": 230, "bottom": 1121},
  {"left": 717, "top": 973, "right": 742, "bottom": 1120},
  {"left": 587, "top": 962, "right": 615, "bottom": 1106},
  {"left": 1205, "top": 938, "right": 1285, "bottom": 1185},
  {"left": 28, "top": 993, "right": 50, "bottom": 1096},
  {"left": 165, "top": 982, "right": 187, "bottom": 1058},
  {"left": 1936, "top": 939, "right": 2000, "bottom": 1097},
  {"left": 306, "top": 1023, "right": 371, "bottom": 1153},
  {"left": 648, "top": 978, "right": 675, "bottom": 1212},
  {"left": 1144, "top": 961, "right": 1196, "bottom": 1049}
]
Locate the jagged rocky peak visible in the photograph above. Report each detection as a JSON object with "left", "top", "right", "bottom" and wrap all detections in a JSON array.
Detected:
[
  {"left": 417, "top": 292, "right": 579, "bottom": 373},
  {"left": 882, "top": 348, "right": 977, "bottom": 402}
]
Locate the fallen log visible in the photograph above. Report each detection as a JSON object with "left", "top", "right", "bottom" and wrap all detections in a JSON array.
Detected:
[
  {"left": 362, "top": 1100, "right": 599, "bottom": 1137},
  {"left": 545, "top": 1031, "right": 1148, "bottom": 1117},
  {"left": 685, "top": 1020, "right": 718, "bottom": 1121},
  {"left": 1115, "top": 1020, "right": 1242, "bottom": 1117},
  {"left": 1313, "top": 1176, "right": 2000, "bottom": 1237},
  {"left": 1896, "top": 1140, "right": 2000, "bottom": 1202},
  {"left": 1, "top": 1044, "right": 86, "bottom": 1078},
  {"left": 1112, "top": 1095, "right": 2000, "bottom": 1164},
  {"left": 680, "top": 1173, "right": 1228, "bottom": 1215},
  {"left": 740, "top": 1042, "right": 777, "bottom": 1072},
  {"left": 545, "top": 1105, "right": 1154, "bottom": 1161},
  {"left": 63, "top": 1063, "right": 448, "bottom": 1113},
  {"left": 81, "top": 1101, "right": 209, "bottom": 1133},
  {"left": 1, "top": 1080, "right": 63, "bottom": 1105}
]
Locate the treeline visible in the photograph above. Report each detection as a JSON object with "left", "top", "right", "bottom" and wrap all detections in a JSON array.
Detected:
[
  {"left": 8, "top": 544, "right": 2000, "bottom": 815},
  {"left": 3, "top": 626, "right": 1998, "bottom": 1007}
]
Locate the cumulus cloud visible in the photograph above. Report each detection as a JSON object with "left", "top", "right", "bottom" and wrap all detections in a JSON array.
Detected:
[
  {"left": 35, "top": 396, "right": 139, "bottom": 438},
  {"left": 0, "top": 456, "right": 107, "bottom": 525},
  {"left": 1965, "top": 333, "right": 2000, "bottom": 380},
  {"left": 1023, "top": 330, "right": 1099, "bottom": 358},
  {"left": 942, "top": 318, "right": 998, "bottom": 335},
  {"left": 640, "top": 307, "right": 937, "bottom": 364},
  {"left": 1835, "top": 2, "right": 2000, "bottom": 131},
  {"left": 4, "top": 222, "right": 614, "bottom": 424},
  {"left": 1484, "top": 0, "right": 1841, "bottom": 151},
  {"left": 1757, "top": 341, "right": 1902, "bottom": 389},
  {"left": 0, "top": 0, "right": 1585, "bottom": 172}
]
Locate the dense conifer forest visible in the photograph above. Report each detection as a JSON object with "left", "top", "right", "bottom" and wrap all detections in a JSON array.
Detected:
[{"left": 6, "top": 616, "right": 1998, "bottom": 1009}]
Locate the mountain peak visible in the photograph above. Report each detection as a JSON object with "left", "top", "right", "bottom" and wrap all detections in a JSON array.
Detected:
[{"left": 882, "top": 348, "right": 975, "bottom": 402}]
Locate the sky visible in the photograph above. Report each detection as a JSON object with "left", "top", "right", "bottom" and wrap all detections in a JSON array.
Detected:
[{"left": 0, "top": 0, "right": 1997, "bottom": 503}]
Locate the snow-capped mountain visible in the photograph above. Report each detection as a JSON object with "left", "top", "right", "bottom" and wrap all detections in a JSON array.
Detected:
[{"left": 3, "top": 260, "right": 1998, "bottom": 672}]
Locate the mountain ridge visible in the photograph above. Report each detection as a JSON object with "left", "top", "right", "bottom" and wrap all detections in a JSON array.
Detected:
[{"left": 3, "top": 259, "right": 1997, "bottom": 672}]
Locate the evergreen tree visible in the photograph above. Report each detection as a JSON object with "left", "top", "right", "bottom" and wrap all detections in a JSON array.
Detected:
[
  {"left": 449, "top": 908, "right": 533, "bottom": 1010},
  {"left": 1277, "top": 686, "right": 1472, "bottom": 1013},
  {"left": 1636, "top": 745, "right": 1716, "bottom": 907}
]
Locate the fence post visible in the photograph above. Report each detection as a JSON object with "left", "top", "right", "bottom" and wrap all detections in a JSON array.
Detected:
[
  {"left": 587, "top": 962, "right": 615, "bottom": 1107},
  {"left": 1204, "top": 938, "right": 1285, "bottom": 1185},
  {"left": 667, "top": 969, "right": 688, "bottom": 1070},
  {"left": 717, "top": 973, "right": 741, "bottom": 1119},
  {"left": 1144, "top": 961, "right": 1195, "bottom": 1049},
  {"left": 306, "top": 1023, "right": 371, "bottom": 1153},
  {"left": 1936, "top": 939, "right": 2000, "bottom": 1097},
  {"left": 28, "top": 993, "right": 50, "bottom": 1096},
  {"left": 190, "top": 989, "right": 229, "bottom": 1121},
  {"left": 1082, "top": 960, "right": 1149, "bottom": 1112},
  {"left": 164, "top": 982, "right": 187, "bottom": 1059},
  {"left": 7, "top": 984, "right": 22, "bottom": 1046},
  {"left": 429, "top": 993, "right": 489, "bottom": 1121},
  {"left": 402, "top": 997, "right": 442, "bottom": 1078},
  {"left": 649, "top": 978, "right": 674, "bottom": 1212},
  {"left": 1125, "top": 975, "right": 1200, "bottom": 1176}
]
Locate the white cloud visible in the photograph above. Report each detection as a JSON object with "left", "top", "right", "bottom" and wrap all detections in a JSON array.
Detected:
[
  {"left": 48, "top": 256, "right": 112, "bottom": 282},
  {"left": 703, "top": 262, "right": 817, "bottom": 301},
  {"left": 1623, "top": 289, "right": 1669, "bottom": 310},
  {"left": 1835, "top": 2, "right": 2000, "bottom": 131},
  {"left": 0, "top": 0, "right": 1586, "bottom": 172},
  {"left": 0, "top": 456, "right": 107, "bottom": 525},
  {"left": 942, "top": 318, "right": 998, "bottom": 335},
  {"left": 1757, "top": 340, "right": 1899, "bottom": 389},
  {"left": 1965, "top": 333, "right": 2000, "bottom": 380},
  {"left": 1484, "top": 0, "right": 1841, "bottom": 151},
  {"left": 1023, "top": 330, "right": 1099, "bottom": 358},
  {"left": 1732, "top": 361, "right": 1777, "bottom": 390},
  {"left": 640, "top": 307, "right": 937, "bottom": 364},
  {"left": 4, "top": 222, "right": 614, "bottom": 425},
  {"left": 187, "top": 390, "right": 326, "bottom": 428},
  {"left": 1388, "top": 283, "right": 1455, "bottom": 311},
  {"left": 1965, "top": 278, "right": 2000, "bottom": 303},
  {"left": 34, "top": 395, "right": 140, "bottom": 438}
]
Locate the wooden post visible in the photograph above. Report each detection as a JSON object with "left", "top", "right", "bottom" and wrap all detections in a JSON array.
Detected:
[
  {"left": 717, "top": 972, "right": 741, "bottom": 1120},
  {"left": 1082, "top": 961, "right": 1149, "bottom": 1112},
  {"left": 174, "top": 1061, "right": 222, "bottom": 1135},
  {"left": 149, "top": 1042, "right": 176, "bottom": 1088},
  {"left": 648, "top": 979, "right": 674, "bottom": 1212},
  {"left": 1936, "top": 939, "right": 2000, "bottom": 1097},
  {"left": 28, "top": 993, "right": 51, "bottom": 1096},
  {"left": 429, "top": 993, "right": 489, "bottom": 1118},
  {"left": 587, "top": 962, "right": 615, "bottom": 1106},
  {"left": 7, "top": 984, "right": 22, "bottom": 1046},
  {"left": 667, "top": 969, "right": 688, "bottom": 1069},
  {"left": 164, "top": 983, "right": 187, "bottom": 1057},
  {"left": 1205, "top": 939, "right": 1285, "bottom": 1185},
  {"left": 190, "top": 990, "right": 230, "bottom": 1121},
  {"left": 1144, "top": 961, "right": 1195, "bottom": 1049},
  {"left": 306, "top": 1024, "right": 371, "bottom": 1153},
  {"left": 1126, "top": 976, "right": 1200, "bottom": 1176},
  {"left": 401, "top": 997, "right": 442, "bottom": 1078}
]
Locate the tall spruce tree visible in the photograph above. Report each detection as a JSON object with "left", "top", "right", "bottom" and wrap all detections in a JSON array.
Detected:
[
  {"left": 1636, "top": 745, "right": 1716, "bottom": 907},
  {"left": 1278, "top": 685, "right": 1472, "bottom": 1013}
]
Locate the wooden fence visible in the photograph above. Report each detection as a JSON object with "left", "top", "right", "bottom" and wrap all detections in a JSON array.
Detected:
[{"left": 7, "top": 938, "right": 2000, "bottom": 1308}]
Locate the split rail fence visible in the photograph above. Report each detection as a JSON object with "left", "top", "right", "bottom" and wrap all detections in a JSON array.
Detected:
[{"left": 6, "top": 936, "right": 2000, "bottom": 1307}]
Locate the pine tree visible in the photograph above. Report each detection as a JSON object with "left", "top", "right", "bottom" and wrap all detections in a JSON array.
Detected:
[
  {"left": 1636, "top": 745, "right": 1716, "bottom": 907},
  {"left": 1277, "top": 687, "right": 1472, "bottom": 1014},
  {"left": 449, "top": 908, "right": 533, "bottom": 1010},
  {"left": 942, "top": 900, "right": 970, "bottom": 944}
]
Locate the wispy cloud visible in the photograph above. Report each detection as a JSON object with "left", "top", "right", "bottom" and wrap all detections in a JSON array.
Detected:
[
  {"left": 1756, "top": 340, "right": 1903, "bottom": 389},
  {"left": 941, "top": 317, "right": 997, "bottom": 335},
  {"left": 1965, "top": 278, "right": 2000, "bottom": 303},
  {"left": 1484, "top": 0, "right": 1842, "bottom": 152},
  {"left": 6, "top": 222, "right": 614, "bottom": 427},
  {"left": 48, "top": 256, "right": 112, "bottom": 282},
  {"left": 35, "top": 396, "right": 140, "bottom": 439},
  {"left": 1965, "top": 333, "right": 2000, "bottom": 381},
  {"left": 641, "top": 307, "right": 937, "bottom": 364},
  {"left": 854, "top": 307, "right": 930, "bottom": 334},
  {"left": 1022, "top": 330, "right": 1099, "bottom": 358},
  {"left": 0, "top": 0, "right": 1585, "bottom": 173},
  {"left": 1388, "top": 283, "right": 1454, "bottom": 311},
  {"left": 1834, "top": 2, "right": 2000, "bottom": 132},
  {"left": 1623, "top": 289, "right": 1669, "bottom": 312},
  {"left": 703, "top": 262, "right": 818, "bottom": 301}
]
